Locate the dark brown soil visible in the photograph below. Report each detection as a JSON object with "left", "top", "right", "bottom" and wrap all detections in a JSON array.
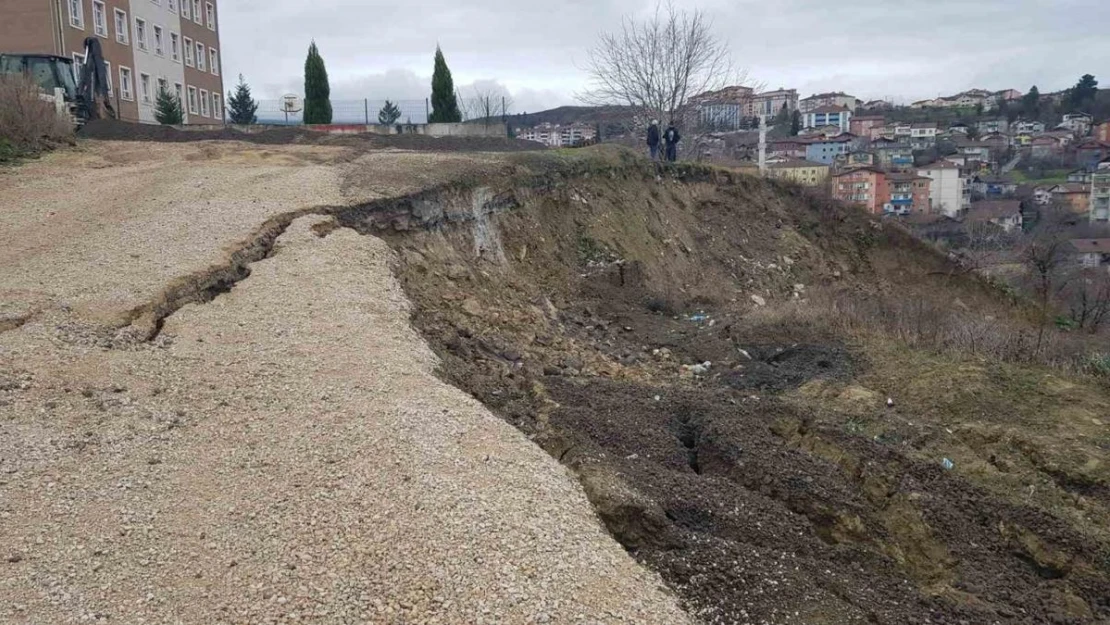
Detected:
[
  {"left": 372, "top": 159, "right": 1110, "bottom": 623},
  {"left": 78, "top": 119, "right": 544, "bottom": 152}
]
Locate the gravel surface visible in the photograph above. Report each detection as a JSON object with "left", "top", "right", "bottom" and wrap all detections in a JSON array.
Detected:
[{"left": 0, "top": 142, "right": 690, "bottom": 623}]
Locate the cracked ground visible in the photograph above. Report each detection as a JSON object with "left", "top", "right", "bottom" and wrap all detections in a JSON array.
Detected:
[{"left": 0, "top": 140, "right": 690, "bottom": 624}]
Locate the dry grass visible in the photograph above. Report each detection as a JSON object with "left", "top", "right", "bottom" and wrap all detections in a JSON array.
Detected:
[{"left": 0, "top": 74, "right": 74, "bottom": 161}]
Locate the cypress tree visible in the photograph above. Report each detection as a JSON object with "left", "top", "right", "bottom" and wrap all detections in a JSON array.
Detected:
[
  {"left": 303, "top": 41, "right": 332, "bottom": 124},
  {"left": 227, "top": 74, "right": 259, "bottom": 125},
  {"left": 429, "top": 46, "right": 461, "bottom": 123}
]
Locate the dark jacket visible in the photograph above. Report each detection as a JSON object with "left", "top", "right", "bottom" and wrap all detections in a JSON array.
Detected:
[
  {"left": 664, "top": 126, "right": 681, "bottom": 145},
  {"left": 647, "top": 124, "right": 661, "bottom": 147}
]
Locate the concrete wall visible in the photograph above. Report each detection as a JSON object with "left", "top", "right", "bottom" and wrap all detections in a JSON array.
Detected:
[
  {"left": 178, "top": 122, "right": 510, "bottom": 138},
  {"left": 128, "top": 0, "right": 185, "bottom": 123}
]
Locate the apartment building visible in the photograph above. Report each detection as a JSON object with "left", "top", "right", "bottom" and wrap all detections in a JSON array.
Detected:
[
  {"left": 1, "top": 0, "right": 224, "bottom": 123},
  {"left": 746, "top": 88, "right": 798, "bottom": 121}
]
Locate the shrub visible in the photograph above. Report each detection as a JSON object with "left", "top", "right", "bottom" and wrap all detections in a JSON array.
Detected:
[{"left": 0, "top": 73, "right": 73, "bottom": 160}]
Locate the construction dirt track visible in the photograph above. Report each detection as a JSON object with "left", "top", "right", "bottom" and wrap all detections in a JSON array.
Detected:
[{"left": 1, "top": 130, "right": 1109, "bottom": 624}]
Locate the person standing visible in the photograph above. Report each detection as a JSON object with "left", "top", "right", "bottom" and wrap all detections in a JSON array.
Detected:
[
  {"left": 646, "top": 119, "right": 661, "bottom": 161},
  {"left": 663, "top": 122, "right": 681, "bottom": 162}
]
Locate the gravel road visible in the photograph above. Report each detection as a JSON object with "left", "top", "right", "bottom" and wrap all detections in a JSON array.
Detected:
[{"left": 0, "top": 141, "right": 690, "bottom": 623}]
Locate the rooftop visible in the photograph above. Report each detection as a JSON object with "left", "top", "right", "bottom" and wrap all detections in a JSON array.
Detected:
[
  {"left": 803, "top": 91, "right": 854, "bottom": 100},
  {"left": 887, "top": 172, "right": 930, "bottom": 182},
  {"left": 1052, "top": 183, "right": 1090, "bottom": 194},
  {"left": 919, "top": 160, "right": 961, "bottom": 170},
  {"left": 768, "top": 159, "right": 829, "bottom": 169},
  {"left": 808, "top": 105, "right": 852, "bottom": 114},
  {"left": 1070, "top": 239, "right": 1110, "bottom": 254},
  {"left": 966, "top": 200, "right": 1022, "bottom": 222}
]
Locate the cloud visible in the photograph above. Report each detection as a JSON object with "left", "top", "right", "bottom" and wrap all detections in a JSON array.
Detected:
[{"left": 221, "top": 0, "right": 1110, "bottom": 113}]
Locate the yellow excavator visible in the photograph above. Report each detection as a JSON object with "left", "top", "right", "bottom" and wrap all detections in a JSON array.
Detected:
[{"left": 0, "top": 37, "right": 115, "bottom": 126}]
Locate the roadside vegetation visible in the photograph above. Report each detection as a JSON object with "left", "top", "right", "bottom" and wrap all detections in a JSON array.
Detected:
[{"left": 0, "top": 73, "right": 73, "bottom": 163}]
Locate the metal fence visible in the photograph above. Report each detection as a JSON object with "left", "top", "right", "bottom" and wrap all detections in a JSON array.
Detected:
[{"left": 254, "top": 97, "right": 509, "bottom": 125}]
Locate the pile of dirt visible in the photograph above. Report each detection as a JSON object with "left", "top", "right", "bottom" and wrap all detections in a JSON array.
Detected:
[
  {"left": 78, "top": 119, "right": 543, "bottom": 152},
  {"left": 369, "top": 157, "right": 1110, "bottom": 623}
]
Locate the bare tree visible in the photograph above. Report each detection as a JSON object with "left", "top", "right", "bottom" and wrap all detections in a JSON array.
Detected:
[
  {"left": 457, "top": 85, "right": 513, "bottom": 126},
  {"left": 579, "top": 2, "right": 741, "bottom": 126},
  {"left": 1020, "top": 215, "right": 1074, "bottom": 354}
]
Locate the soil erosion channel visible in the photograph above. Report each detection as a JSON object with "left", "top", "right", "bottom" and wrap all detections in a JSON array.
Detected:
[{"left": 343, "top": 160, "right": 1110, "bottom": 624}]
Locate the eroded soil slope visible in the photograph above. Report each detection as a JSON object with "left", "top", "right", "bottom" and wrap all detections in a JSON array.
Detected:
[{"left": 368, "top": 156, "right": 1110, "bottom": 624}]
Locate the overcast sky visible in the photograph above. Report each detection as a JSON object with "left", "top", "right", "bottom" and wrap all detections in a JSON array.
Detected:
[{"left": 221, "top": 0, "right": 1109, "bottom": 112}]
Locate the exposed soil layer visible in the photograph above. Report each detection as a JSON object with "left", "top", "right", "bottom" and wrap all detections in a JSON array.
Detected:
[
  {"left": 376, "top": 161, "right": 1110, "bottom": 624},
  {"left": 78, "top": 119, "right": 543, "bottom": 152}
]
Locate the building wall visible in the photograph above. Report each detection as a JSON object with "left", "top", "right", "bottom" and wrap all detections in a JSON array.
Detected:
[
  {"left": 1090, "top": 173, "right": 1110, "bottom": 222},
  {"left": 178, "top": 0, "right": 222, "bottom": 122},
  {"left": 805, "top": 141, "right": 848, "bottom": 165},
  {"left": 127, "top": 0, "right": 185, "bottom": 122},
  {"left": 919, "top": 167, "right": 963, "bottom": 217},
  {"left": 768, "top": 165, "right": 829, "bottom": 186},
  {"left": 59, "top": 0, "right": 140, "bottom": 120},
  {"left": 833, "top": 170, "right": 885, "bottom": 214},
  {"left": 0, "top": 0, "right": 59, "bottom": 53}
]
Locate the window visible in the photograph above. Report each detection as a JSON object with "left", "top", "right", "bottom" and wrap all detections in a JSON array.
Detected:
[
  {"left": 170, "top": 32, "right": 180, "bottom": 62},
  {"left": 180, "top": 0, "right": 189, "bottom": 18},
  {"left": 209, "top": 48, "right": 218, "bottom": 75},
  {"left": 114, "top": 9, "right": 128, "bottom": 44},
  {"left": 174, "top": 82, "right": 183, "bottom": 106},
  {"left": 187, "top": 86, "right": 198, "bottom": 114},
  {"left": 92, "top": 1, "right": 107, "bottom": 36},
  {"left": 157, "top": 77, "right": 167, "bottom": 96},
  {"left": 211, "top": 93, "right": 221, "bottom": 120},
  {"left": 134, "top": 17, "right": 147, "bottom": 51},
  {"left": 139, "top": 73, "right": 151, "bottom": 103},
  {"left": 195, "top": 42, "right": 205, "bottom": 71},
  {"left": 103, "top": 61, "right": 113, "bottom": 96},
  {"left": 153, "top": 25, "right": 164, "bottom": 56},
  {"left": 119, "top": 66, "right": 133, "bottom": 101},
  {"left": 192, "top": 0, "right": 201, "bottom": 23},
  {"left": 183, "top": 37, "right": 194, "bottom": 66},
  {"left": 205, "top": 2, "right": 215, "bottom": 29},
  {"left": 168, "top": 0, "right": 176, "bottom": 8},
  {"left": 71, "top": 53, "right": 85, "bottom": 82},
  {"left": 200, "top": 89, "right": 209, "bottom": 116},
  {"left": 68, "top": 0, "right": 84, "bottom": 28}
]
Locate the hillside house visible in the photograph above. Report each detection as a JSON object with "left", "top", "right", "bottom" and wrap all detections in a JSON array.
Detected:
[
  {"left": 948, "top": 122, "right": 971, "bottom": 135},
  {"left": 955, "top": 139, "right": 992, "bottom": 163},
  {"left": 965, "top": 200, "right": 1023, "bottom": 233},
  {"left": 850, "top": 115, "right": 885, "bottom": 137},
  {"left": 1059, "top": 113, "right": 1093, "bottom": 136},
  {"left": 747, "top": 88, "right": 799, "bottom": 120},
  {"left": 977, "top": 119, "right": 1009, "bottom": 135},
  {"left": 884, "top": 172, "right": 931, "bottom": 215},
  {"left": 873, "top": 141, "right": 916, "bottom": 170},
  {"left": 1096, "top": 121, "right": 1110, "bottom": 143},
  {"left": 1068, "top": 239, "right": 1110, "bottom": 267},
  {"left": 1067, "top": 170, "right": 1093, "bottom": 184},
  {"left": 971, "top": 174, "right": 1017, "bottom": 198},
  {"left": 769, "top": 138, "right": 809, "bottom": 160},
  {"left": 1048, "top": 183, "right": 1092, "bottom": 214},
  {"left": 800, "top": 92, "right": 858, "bottom": 113},
  {"left": 766, "top": 159, "right": 830, "bottom": 186},
  {"left": 1090, "top": 171, "right": 1110, "bottom": 223},
  {"left": 804, "top": 134, "right": 853, "bottom": 164},
  {"left": 1031, "top": 135, "right": 1068, "bottom": 158},
  {"left": 802, "top": 105, "right": 852, "bottom": 132},
  {"left": 918, "top": 160, "right": 969, "bottom": 217},
  {"left": 1013, "top": 120, "right": 1046, "bottom": 134},
  {"left": 1033, "top": 186, "right": 1054, "bottom": 205},
  {"left": 1076, "top": 140, "right": 1110, "bottom": 169},
  {"left": 832, "top": 168, "right": 887, "bottom": 214},
  {"left": 910, "top": 122, "right": 939, "bottom": 148},
  {"left": 902, "top": 213, "right": 967, "bottom": 247}
]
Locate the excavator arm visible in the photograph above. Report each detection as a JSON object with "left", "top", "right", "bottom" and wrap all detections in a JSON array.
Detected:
[{"left": 76, "top": 37, "right": 116, "bottom": 122}]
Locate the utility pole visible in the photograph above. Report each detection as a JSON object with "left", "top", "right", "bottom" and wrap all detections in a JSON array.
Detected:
[{"left": 758, "top": 115, "right": 767, "bottom": 175}]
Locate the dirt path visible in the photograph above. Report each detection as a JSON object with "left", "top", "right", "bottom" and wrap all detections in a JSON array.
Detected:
[{"left": 0, "top": 142, "right": 690, "bottom": 623}]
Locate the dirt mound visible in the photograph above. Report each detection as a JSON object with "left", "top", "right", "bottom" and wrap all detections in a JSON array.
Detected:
[
  {"left": 78, "top": 119, "right": 543, "bottom": 152},
  {"left": 370, "top": 157, "right": 1110, "bottom": 623}
]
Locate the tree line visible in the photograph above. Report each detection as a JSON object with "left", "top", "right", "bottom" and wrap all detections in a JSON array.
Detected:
[{"left": 154, "top": 41, "right": 468, "bottom": 126}]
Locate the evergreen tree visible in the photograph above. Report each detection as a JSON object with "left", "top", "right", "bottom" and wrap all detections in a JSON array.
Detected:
[
  {"left": 227, "top": 74, "right": 259, "bottom": 125},
  {"left": 1022, "top": 86, "right": 1040, "bottom": 119},
  {"left": 378, "top": 100, "right": 401, "bottom": 125},
  {"left": 789, "top": 110, "right": 801, "bottom": 136},
  {"left": 429, "top": 46, "right": 461, "bottom": 123},
  {"left": 1069, "top": 74, "right": 1099, "bottom": 110},
  {"left": 303, "top": 41, "right": 332, "bottom": 124},
  {"left": 154, "top": 86, "right": 184, "bottom": 125}
]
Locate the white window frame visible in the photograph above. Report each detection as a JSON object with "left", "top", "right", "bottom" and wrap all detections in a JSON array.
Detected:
[
  {"left": 168, "top": 0, "right": 177, "bottom": 11},
  {"left": 119, "top": 66, "right": 134, "bottom": 101},
  {"left": 153, "top": 25, "right": 164, "bottom": 56},
  {"left": 183, "top": 37, "right": 194, "bottom": 66},
  {"left": 211, "top": 92, "right": 221, "bottom": 120},
  {"left": 187, "top": 86, "right": 198, "bottom": 114},
  {"left": 71, "top": 53, "right": 85, "bottom": 83},
  {"left": 139, "top": 72, "right": 152, "bottom": 104},
  {"left": 174, "top": 82, "right": 183, "bottom": 112},
  {"left": 68, "top": 0, "right": 85, "bottom": 29},
  {"left": 195, "top": 42, "right": 206, "bottom": 71},
  {"left": 200, "top": 88, "right": 209, "bottom": 117},
  {"left": 180, "top": 0, "right": 189, "bottom": 18},
  {"left": 192, "top": 0, "right": 201, "bottom": 23},
  {"left": 104, "top": 61, "right": 113, "bottom": 97},
  {"left": 92, "top": 1, "right": 107, "bottom": 37},
  {"left": 205, "top": 2, "right": 215, "bottom": 29},
  {"left": 134, "top": 17, "right": 147, "bottom": 51},
  {"left": 114, "top": 9, "right": 129, "bottom": 44},
  {"left": 156, "top": 77, "right": 168, "bottom": 98},
  {"left": 170, "top": 32, "right": 180, "bottom": 62},
  {"left": 208, "top": 47, "right": 218, "bottom": 76}
]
